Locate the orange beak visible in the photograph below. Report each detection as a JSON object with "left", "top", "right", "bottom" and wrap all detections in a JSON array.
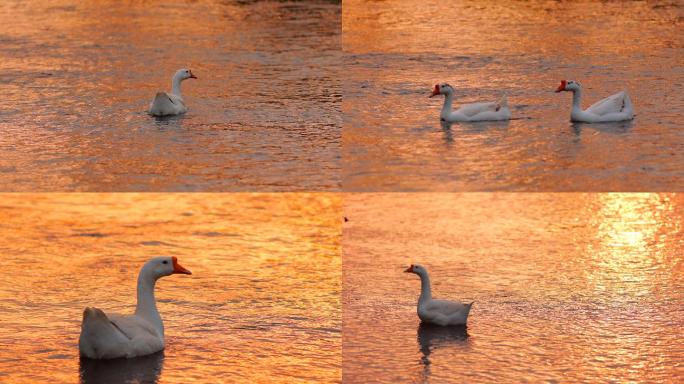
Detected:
[
  {"left": 189, "top": 70, "right": 197, "bottom": 79},
  {"left": 404, "top": 265, "right": 414, "bottom": 273},
  {"left": 429, "top": 84, "right": 440, "bottom": 98},
  {"left": 172, "top": 256, "right": 192, "bottom": 275},
  {"left": 555, "top": 80, "right": 566, "bottom": 93}
]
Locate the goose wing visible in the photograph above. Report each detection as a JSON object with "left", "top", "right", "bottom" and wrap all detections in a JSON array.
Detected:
[
  {"left": 586, "top": 91, "right": 628, "bottom": 116},
  {"left": 79, "top": 308, "right": 162, "bottom": 359},
  {"left": 456, "top": 101, "right": 500, "bottom": 117},
  {"left": 149, "top": 92, "right": 185, "bottom": 116},
  {"left": 107, "top": 314, "right": 161, "bottom": 341},
  {"left": 79, "top": 307, "right": 131, "bottom": 358},
  {"left": 424, "top": 299, "right": 471, "bottom": 316}
]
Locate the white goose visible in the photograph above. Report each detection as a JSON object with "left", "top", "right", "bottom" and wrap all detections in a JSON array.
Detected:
[
  {"left": 430, "top": 83, "right": 511, "bottom": 122},
  {"left": 79, "top": 257, "right": 192, "bottom": 359},
  {"left": 148, "top": 69, "right": 197, "bottom": 116},
  {"left": 405, "top": 264, "right": 473, "bottom": 326},
  {"left": 555, "top": 80, "right": 634, "bottom": 123}
]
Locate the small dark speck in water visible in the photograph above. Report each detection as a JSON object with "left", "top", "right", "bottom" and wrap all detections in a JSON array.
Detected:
[
  {"left": 194, "top": 231, "right": 226, "bottom": 237},
  {"left": 74, "top": 233, "right": 107, "bottom": 238},
  {"left": 140, "top": 241, "right": 176, "bottom": 247}
]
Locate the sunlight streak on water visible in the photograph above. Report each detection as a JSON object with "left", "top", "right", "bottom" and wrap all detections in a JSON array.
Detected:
[{"left": 342, "top": 193, "right": 684, "bottom": 383}]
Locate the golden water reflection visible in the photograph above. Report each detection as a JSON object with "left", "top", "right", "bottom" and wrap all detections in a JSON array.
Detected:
[
  {"left": 343, "top": 193, "right": 683, "bottom": 383},
  {"left": 343, "top": 0, "right": 682, "bottom": 56},
  {"left": 0, "top": 1, "right": 341, "bottom": 191},
  {"left": 585, "top": 194, "right": 675, "bottom": 299},
  {"left": 0, "top": 193, "right": 341, "bottom": 383},
  {"left": 342, "top": 1, "right": 684, "bottom": 191}
]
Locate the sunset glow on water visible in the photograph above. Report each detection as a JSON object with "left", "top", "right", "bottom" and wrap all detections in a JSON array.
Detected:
[
  {"left": 0, "top": 193, "right": 341, "bottom": 383},
  {"left": 0, "top": 0, "right": 341, "bottom": 191},
  {"left": 342, "top": 1, "right": 684, "bottom": 191},
  {"left": 343, "top": 193, "right": 684, "bottom": 382},
  {"left": 0, "top": 0, "right": 682, "bottom": 382}
]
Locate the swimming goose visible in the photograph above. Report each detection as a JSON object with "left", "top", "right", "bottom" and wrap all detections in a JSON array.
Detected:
[
  {"left": 405, "top": 264, "right": 473, "bottom": 326},
  {"left": 78, "top": 257, "right": 192, "bottom": 359},
  {"left": 430, "top": 83, "right": 511, "bottom": 122},
  {"left": 555, "top": 80, "right": 634, "bottom": 123},
  {"left": 149, "top": 69, "right": 197, "bottom": 116}
]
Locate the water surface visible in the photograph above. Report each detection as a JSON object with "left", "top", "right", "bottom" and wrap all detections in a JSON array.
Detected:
[
  {"left": 0, "top": 0, "right": 341, "bottom": 191},
  {"left": 343, "top": 193, "right": 684, "bottom": 382},
  {"left": 343, "top": 0, "right": 684, "bottom": 191},
  {"left": 0, "top": 193, "right": 341, "bottom": 383}
]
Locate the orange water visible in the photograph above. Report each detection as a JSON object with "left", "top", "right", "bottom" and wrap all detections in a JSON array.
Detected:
[
  {"left": 343, "top": 193, "right": 684, "bottom": 382},
  {"left": 342, "top": 0, "right": 684, "bottom": 191},
  {"left": 0, "top": 193, "right": 341, "bottom": 383},
  {"left": 0, "top": 0, "right": 341, "bottom": 191}
]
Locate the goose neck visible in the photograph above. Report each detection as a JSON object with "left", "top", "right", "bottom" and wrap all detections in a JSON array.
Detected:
[
  {"left": 418, "top": 272, "right": 432, "bottom": 303},
  {"left": 135, "top": 271, "right": 164, "bottom": 337},
  {"left": 442, "top": 92, "right": 454, "bottom": 117},
  {"left": 571, "top": 88, "right": 583, "bottom": 112},
  {"left": 171, "top": 75, "right": 183, "bottom": 98}
]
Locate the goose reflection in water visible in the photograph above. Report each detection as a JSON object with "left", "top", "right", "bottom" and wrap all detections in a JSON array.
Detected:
[
  {"left": 79, "top": 351, "right": 164, "bottom": 384},
  {"left": 440, "top": 119, "right": 511, "bottom": 146},
  {"left": 417, "top": 323, "right": 469, "bottom": 381},
  {"left": 571, "top": 119, "right": 633, "bottom": 137},
  {"left": 440, "top": 121, "right": 455, "bottom": 144}
]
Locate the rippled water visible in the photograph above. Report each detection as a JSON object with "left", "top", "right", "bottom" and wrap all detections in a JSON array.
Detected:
[
  {"left": 343, "top": 0, "right": 684, "bottom": 191},
  {"left": 0, "top": 194, "right": 341, "bottom": 383},
  {"left": 0, "top": 0, "right": 341, "bottom": 191},
  {"left": 343, "top": 194, "right": 684, "bottom": 382}
]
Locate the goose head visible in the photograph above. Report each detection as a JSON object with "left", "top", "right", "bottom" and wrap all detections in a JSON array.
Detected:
[
  {"left": 429, "top": 83, "right": 454, "bottom": 98},
  {"left": 404, "top": 264, "right": 427, "bottom": 276},
  {"left": 555, "top": 80, "right": 581, "bottom": 93},
  {"left": 174, "top": 68, "right": 197, "bottom": 81},
  {"left": 141, "top": 256, "right": 192, "bottom": 280}
]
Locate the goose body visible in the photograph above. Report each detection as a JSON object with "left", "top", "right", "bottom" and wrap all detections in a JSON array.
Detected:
[
  {"left": 555, "top": 80, "right": 634, "bottom": 123},
  {"left": 430, "top": 83, "right": 511, "bottom": 122},
  {"left": 405, "top": 264, "right": 473, "bottom": 326},
  {"left": 78, "top": 257, "right": 192, "bottom": 359},
  {"left": 149, "top": 69, "right": 197, "bottom": 116}
]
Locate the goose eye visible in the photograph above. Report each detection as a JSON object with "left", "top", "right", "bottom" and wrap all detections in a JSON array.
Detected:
[{"left": 162, "top": 260, "right": 168, "bottom": 264}]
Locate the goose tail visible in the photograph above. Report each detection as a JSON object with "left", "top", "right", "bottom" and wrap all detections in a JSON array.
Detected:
[
  {"left": 79, "top": 307, "right": 120, "bottom": 359},
  {"left": 497, "top": 94, "right": 508, "bottom": 110},
  {"left": 466, "top": 301, "right": 474, "bottom": 314},
  {"left": 82, "top": 307, "right": 109, "bottom": 324},
  {"left": 149, "top": 92, "right": 176, "bottom": 116},
  {"left": 622, "top": 91, "right": 634, "bottom": 116}
]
